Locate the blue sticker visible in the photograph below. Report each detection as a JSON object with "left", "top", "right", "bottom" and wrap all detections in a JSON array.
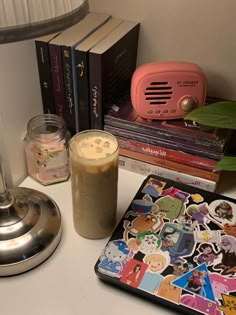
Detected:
[{"left": 172, "top": 263, "right": 215, "bottom": 302}]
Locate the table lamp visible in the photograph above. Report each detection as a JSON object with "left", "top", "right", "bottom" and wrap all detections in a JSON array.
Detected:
[{"left": 0, "top": 0, "right": 89, "bottom": 276}]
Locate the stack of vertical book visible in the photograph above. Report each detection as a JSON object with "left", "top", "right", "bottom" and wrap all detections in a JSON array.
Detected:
[
  {"left": 35, "top": 12, "right": 140, "bottom": 135},
  {"left": 104, "top": 94, "right": 233, "bottom": 192}
]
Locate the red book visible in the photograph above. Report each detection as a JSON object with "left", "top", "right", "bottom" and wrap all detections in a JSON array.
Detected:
[
  {"left": 119, "top": 147, "right": 220, "bottom": 182},
  {"left": 117, "top": 137, "right": 218, "bottom": 171}
]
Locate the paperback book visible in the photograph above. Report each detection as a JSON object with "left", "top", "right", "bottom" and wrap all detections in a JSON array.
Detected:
[
  {"left": 49, "top": 12, "right": 111, "bottom": 134},
  {"left": 117, "top": 136, "right": 218, "bottom": 171},
  {"left": 104, "top": 94, "right": 232, "bottom": 153},
  {"left": 118, "top": 155, "right": 218, "bottom": 192},
  {"left": 74, "top": 17, "right": 123, "bottom": 131},
  {"left": 35, "top": 32, "right": 59, "bottom": 114},
  {"left": 104, "top": 125, "right": 224, "bottom": 161},
  {"left": 119, "top": 148, "right": 220, "bottom": 182},
  {"left": 89, "top": 20, "right": 140, "bottom": 129}
]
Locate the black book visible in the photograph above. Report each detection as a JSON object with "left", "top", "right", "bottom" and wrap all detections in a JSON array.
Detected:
[
  {"left": 49, "top": 12, "right": 111, "bottom": 135},
  {"left": 74, "top": 17, "right": 123, "bottom": 131},
  {"left": 35, "top": 32, "right": 59, "bottom": 114},
  {"left": 89, "top": 20, "right": 140, "bottom": 129}
]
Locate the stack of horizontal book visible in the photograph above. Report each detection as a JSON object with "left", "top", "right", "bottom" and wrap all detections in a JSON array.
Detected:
[
  {"left": 104, "top": 94, "right": 233, "bottom": 192},
  {"left": 35, "top": 12, "right": 140, "bottom": 135}
]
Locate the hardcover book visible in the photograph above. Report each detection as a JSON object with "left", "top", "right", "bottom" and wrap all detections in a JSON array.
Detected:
[
  {"left": 89, "top": 20, "right": 140, "bottom": 129},
  {"left": 74, "top": 17, "right": 123, "bottom": 131},
  {"left": 35, "top": 32, "right": 59, "bottom": 114},
  {"left": 95, "top": 174, "right": 236, "bottom": 315},
  {"left": 104, "top": 94, "right": 232, "bottom": 153},
  {"left": 49, "top": 12, "right": 111, "bottom": 134}
]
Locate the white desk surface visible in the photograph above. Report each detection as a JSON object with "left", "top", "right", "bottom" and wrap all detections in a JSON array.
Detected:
[{"left": 1, "top": 169, "right": 236, "bottom": 315}]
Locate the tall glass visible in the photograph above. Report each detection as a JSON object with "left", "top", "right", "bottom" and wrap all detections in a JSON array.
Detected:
[{"left": 69, "top": 130, "right": 119, "bottom": 239}]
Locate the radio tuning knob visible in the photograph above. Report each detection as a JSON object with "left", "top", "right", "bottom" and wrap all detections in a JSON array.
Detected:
[{"left": 180, "top": 96, "right": 197, "bottom": 112}]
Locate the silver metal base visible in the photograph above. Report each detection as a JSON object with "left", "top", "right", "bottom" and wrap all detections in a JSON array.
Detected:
[{"left": 0, "top": 187, "right": 62, "bottom": 276}]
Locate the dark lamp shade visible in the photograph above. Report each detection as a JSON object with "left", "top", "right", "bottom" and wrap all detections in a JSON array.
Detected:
[{"left": 0, "top": 0, "right": 89, "bottom": 44}]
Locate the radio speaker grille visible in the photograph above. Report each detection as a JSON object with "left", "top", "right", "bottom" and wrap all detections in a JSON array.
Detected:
[{"left": 144, "top": 81, "right": 173, "bottom": 105}]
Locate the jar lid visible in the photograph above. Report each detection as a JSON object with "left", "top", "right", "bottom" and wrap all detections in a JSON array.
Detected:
[{"left": 0, "top": 187, "right": 62, "bottom": 276}]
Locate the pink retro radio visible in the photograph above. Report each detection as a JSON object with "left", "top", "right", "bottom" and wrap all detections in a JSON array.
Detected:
[{"left": 130, "top": 61, "right": 207, "bottom": 120}]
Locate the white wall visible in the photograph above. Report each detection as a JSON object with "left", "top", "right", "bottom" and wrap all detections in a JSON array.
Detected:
[
  {"left": 89, "top": 0, "right": 236, "bottom": 100},
  {"left": 0, "top": 40, "right": 43, "bottom": 187},
  {"left": 1, "top": 1, "right": 236, "bottom": 186}
]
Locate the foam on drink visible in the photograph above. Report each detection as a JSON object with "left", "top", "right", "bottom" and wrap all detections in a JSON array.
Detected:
[{"left": 75, "top": 134, "right": 118, "bottom": 159}]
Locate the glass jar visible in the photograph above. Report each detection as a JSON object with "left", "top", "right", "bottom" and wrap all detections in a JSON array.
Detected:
[{"left": 24, "top": 114, "right": 70, "bottom": 185}]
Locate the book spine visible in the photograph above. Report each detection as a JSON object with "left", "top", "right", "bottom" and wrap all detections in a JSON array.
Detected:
[
  {"left": 105, "top": 117, "right": 226, "bottom": 152},
  {"left": 119, "top": 148, "right": 220, "bottom": 182},
  {"left": 89, "top": 53, "right": 103, "bottom": 129},
  {"left": 75, "top": 50, "right": 90, "bottom": 131},
  {"left": 35, "top": 40, "right": 55, "bottom": 114},
  {"left": 104, "top": 124, "right": 224, "bottom": 160},
  {"left": 117, "top": 137, "right": 217, "bottom": 171},
  {"left": 119, "top": 155, "right": 217, "bottom": 192},
  {"left": 62, "top": 46, "right": 77, "bottom": 135},
  {"left": 49, "top": 44, "right": 65, "bottom": 119}
]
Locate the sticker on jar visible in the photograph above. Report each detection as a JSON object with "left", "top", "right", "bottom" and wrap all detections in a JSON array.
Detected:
[{"left": 35, "top": 148, "right": 69, "bottom": 184}]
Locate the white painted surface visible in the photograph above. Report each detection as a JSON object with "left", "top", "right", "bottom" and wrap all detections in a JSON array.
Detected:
[
  {"left": 89, "top": 0, "right": 236, "bottom": 100},
  {"left": 0, "top": 168, "right": 235, "bottom": 315},
  {"left": 1, "top": 0, "right": 236, "bottom": 185}
]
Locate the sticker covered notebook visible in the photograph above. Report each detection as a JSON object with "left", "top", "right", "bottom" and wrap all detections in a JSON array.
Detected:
[{"left": 94, "top": 175, "right": 236, "bottom": 315}]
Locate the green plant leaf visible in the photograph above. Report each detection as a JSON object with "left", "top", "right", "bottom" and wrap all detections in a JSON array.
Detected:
[
  {"left": 184, "top": 101, "right": 236, "bottom": 129},
  {"left": 213, "top": 156, "right": 236, "bottom": 171}
]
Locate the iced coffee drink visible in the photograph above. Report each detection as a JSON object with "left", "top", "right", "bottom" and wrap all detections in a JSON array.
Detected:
[{"left": 69, "top": 130, "right": 119, "bottom": 239}]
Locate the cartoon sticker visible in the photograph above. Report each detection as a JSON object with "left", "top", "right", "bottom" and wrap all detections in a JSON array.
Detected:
[
  {"left": 194, "top": 243, "right": 219, "bottom": 266},
  {"left": 154, "top": 195, "right": 186, "bottom": 222},
  {"left": 141, "top": 178, "right": 166, "bottom": 198},
  {"left": 123, "top": 213, "right": 165, "bottom": 241},
  {"left": 98, "top": 240, "right": 130, "bottom": 277},
  {"left": 138, "top": 251, "right": 170, "bottom": 294},
  {"left": 214, "top": 235, "right": 236, "bottom": 275},
  {"left": 194, "top": 230, "right": 221, "bottom": 243},
  {"left": 127, "top": 231, "right": 162, "bottom": 254},
  {"left": 210, "top": 273, "right": 236, "bottom": 301},
  {"left": 217, "top": 294, "right": 236, "bottom": 315},
  {"left": 95, "top": 175, "right": 236, "bottom": 315},
  {"left": 209, "top": 200, "right": 236, "bottom": 225},
  {"left": 159, "top": 222, "right": 195, "bottom": 263},
  {"left": 173, "top": 263, "right": 215, "bottom": 302},
  {"left": 181, "top": 294, "right": 221, "bottom": 315}
]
